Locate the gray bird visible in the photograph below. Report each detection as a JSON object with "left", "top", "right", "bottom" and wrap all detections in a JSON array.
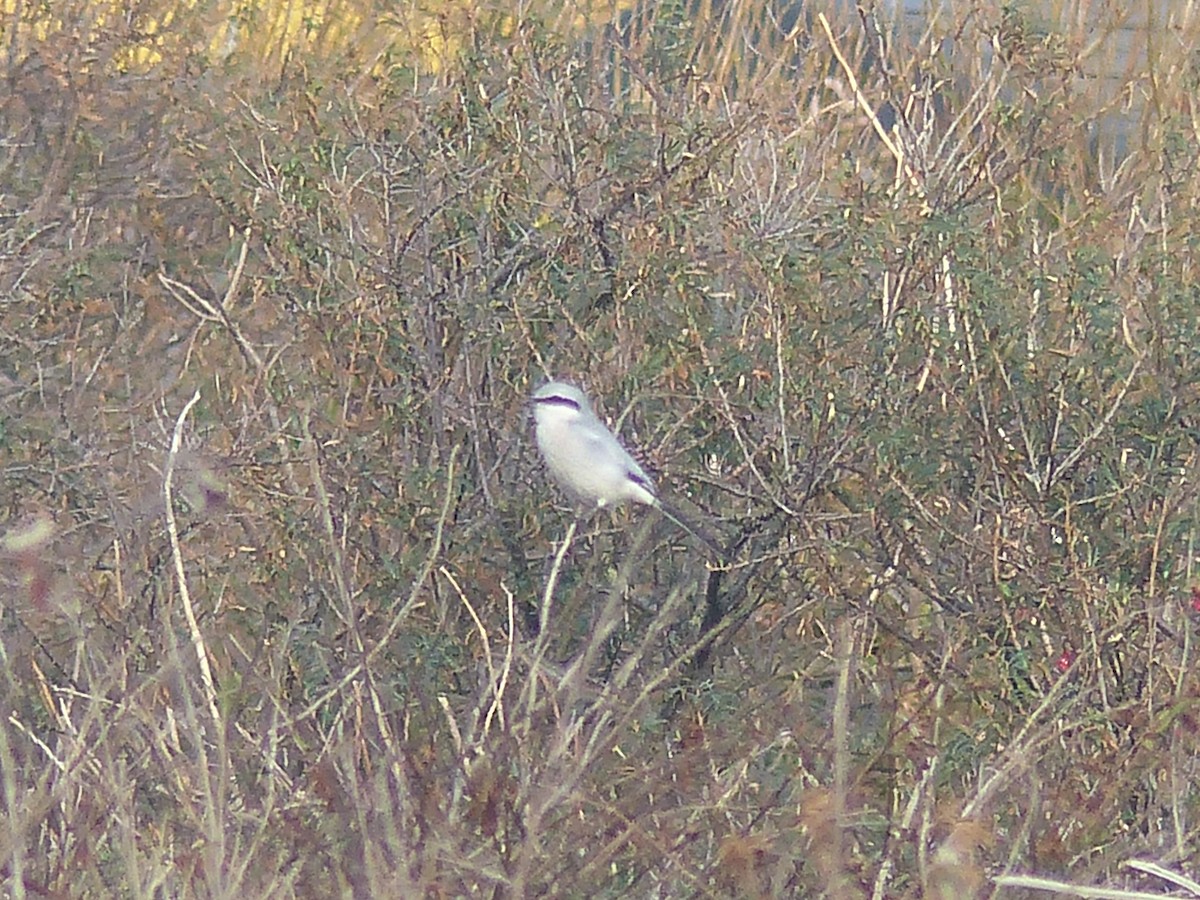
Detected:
[{"left": 530, "top": 380, "right": 723, "bottom": 557}]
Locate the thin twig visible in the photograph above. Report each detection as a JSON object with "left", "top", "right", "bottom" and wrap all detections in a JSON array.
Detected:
[
  {"left": 520, "top": 519, "right": 577, "bottom": 720},
  {"left": 283, "top": 446, "right": 459, "bottom": 731},
  {"left": 1123, "top": 859, "right": 1200, "bottom": 895},
  {"left": 818, "top": 13, "right": 929, "bottom": 211},
  {"left": 163, "top": 389, "right": 220, "bottom": 726},
  {"left": 1046, "top": 353, "right": 1144, "bottom": 492},
  {"left": 993, "top": 873, "right": 1192, "bottom": 898},
  {"left": 484, "top": 582, "right": 517, "bottom": 737}
]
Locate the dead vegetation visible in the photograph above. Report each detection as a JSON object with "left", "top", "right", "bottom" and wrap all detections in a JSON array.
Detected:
[{"left": 2, "top": 1, "right": 1199, "bottom": 897}]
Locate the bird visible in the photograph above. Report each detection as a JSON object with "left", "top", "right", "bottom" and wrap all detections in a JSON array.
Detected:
[{"left": 530, "top": 380, "right": 724, "bottom": 558}]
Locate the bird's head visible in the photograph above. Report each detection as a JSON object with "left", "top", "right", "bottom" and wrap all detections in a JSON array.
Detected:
[{"left": 531, "top": 380, "right": 591, "bottom": 426}]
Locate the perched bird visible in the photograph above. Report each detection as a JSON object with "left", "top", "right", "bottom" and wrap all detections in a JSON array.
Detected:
[{"left": 530, "top": 380, "right": 724, "bottom": 557}]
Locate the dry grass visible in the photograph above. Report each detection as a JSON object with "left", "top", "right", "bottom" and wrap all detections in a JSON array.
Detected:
[{"left": 2, "top": 0, "right": 1200, "bottom": 897}]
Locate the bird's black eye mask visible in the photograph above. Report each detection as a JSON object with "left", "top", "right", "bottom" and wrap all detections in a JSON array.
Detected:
[{"left": 534, "top": 395, "right": 582, "bottom": 411}]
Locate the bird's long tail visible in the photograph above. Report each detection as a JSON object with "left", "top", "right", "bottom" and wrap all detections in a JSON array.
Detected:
[{"left": 654, "top": 499, "right": 728, "bottom": 562}]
